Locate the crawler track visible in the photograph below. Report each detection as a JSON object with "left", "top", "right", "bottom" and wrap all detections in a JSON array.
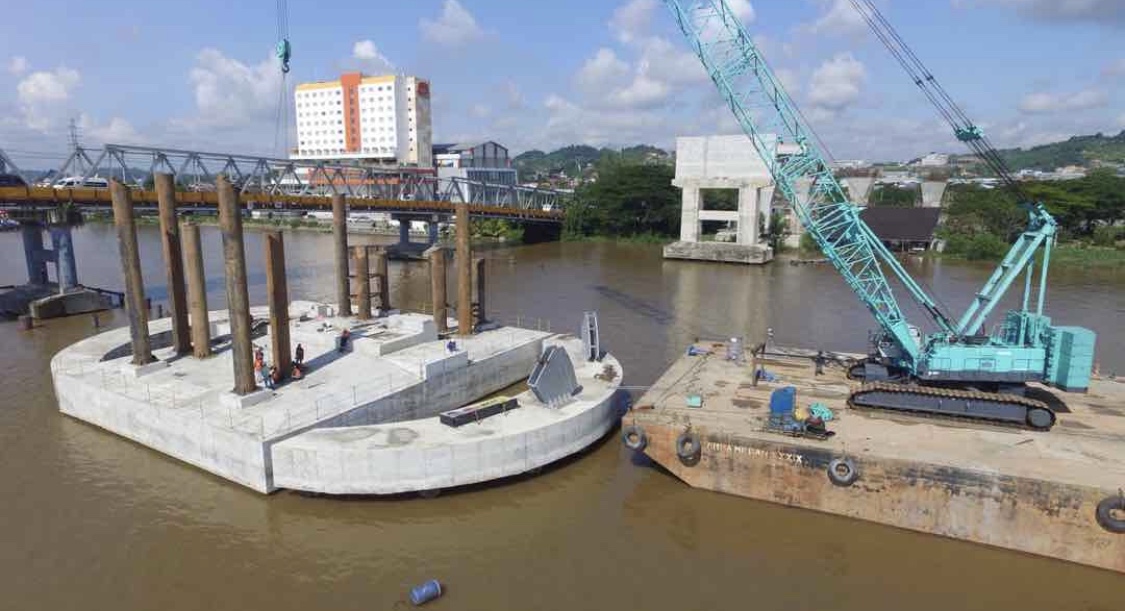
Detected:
[{"left": 848, "top": 381, "right": 1056, "bottom": 431}]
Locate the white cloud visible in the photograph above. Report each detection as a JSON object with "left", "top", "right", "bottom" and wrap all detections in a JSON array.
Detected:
[
  {"left": 576, "top": 48, "right": 630, "bottom": 94},
  {"left": 420, "top": 0, "right": 485, "bottom": 47},
  {"left": 469, "top": 103, "right": 491, "bottom": 119},
  {"left": 7, "top": 56, "right": 28, "bottom": 75},
  {"left": 186, "top": 48, "right": 281, "bottom": 128},
  {"left": 611, "top": 0, "right": 657, "bottom": 44},
  {"left": 79, "top": 114, "right": 141, "bottom": 145},
  {"left": 17, "top": 66, "right": 81, "bottom": 130},
  {"left": 1118, "top": 113, "right": 1125, "bottom": 127},
  {"left": 966, "top": 0, "right": 1125, "bottom": 24},
  {"left": 352, "top": 40, "right": 395, "bottom": 73},
  {"left": 806, "top": 0, "right": 868, "bottom": 36},
  {"left": 807, "top": 53, "right": 866, "bottom": 112},
  {"left": 1018, "top": 89, "right": 1108, "bottom": 113}
]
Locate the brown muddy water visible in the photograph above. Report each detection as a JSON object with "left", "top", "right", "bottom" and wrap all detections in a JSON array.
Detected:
[{"left": 1, "top": 223, "right": 1123, "bottom": 610}]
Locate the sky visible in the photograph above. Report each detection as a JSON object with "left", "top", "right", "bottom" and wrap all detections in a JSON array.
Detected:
[{"left": 1, "top": 0, "right": 1123, "bottom": 168}]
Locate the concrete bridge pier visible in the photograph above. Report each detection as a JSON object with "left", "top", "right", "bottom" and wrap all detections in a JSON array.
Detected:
[
  {"left": 390, "top": 213, "right": 441, "bottom": 259},
  {"left": 47, "top": 224, "right": 78, "bottom": 292},
  {"left": 21, "top": 223, "right": 49, "bottom": 285}
]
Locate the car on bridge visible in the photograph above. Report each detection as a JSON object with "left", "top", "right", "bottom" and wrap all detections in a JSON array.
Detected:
[{"left": 52, "top": 176, "right": 109, "bottom": 189}]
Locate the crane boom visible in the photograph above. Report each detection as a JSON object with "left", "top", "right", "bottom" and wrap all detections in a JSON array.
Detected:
[{"left": 661, "top": 0, "right": 955, "bottom": 367}]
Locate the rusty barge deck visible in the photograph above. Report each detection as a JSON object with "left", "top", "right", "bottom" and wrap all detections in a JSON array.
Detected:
[{"left": 627, "top": 342, "right": 1125, "bottom": 573}]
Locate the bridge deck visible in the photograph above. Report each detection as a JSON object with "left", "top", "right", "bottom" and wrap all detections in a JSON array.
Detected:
[{"left": 0, "top": 186, "right": 563, "bottom": 222}]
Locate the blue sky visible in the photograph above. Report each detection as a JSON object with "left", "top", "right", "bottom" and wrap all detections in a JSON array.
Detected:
[{"left": 1, "top": 0, "right": 1122, "bottom": 167}]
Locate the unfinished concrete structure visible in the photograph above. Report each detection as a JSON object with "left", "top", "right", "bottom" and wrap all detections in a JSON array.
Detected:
[{"left": 664, "top": 134, "right": 776, "bottom": 265}]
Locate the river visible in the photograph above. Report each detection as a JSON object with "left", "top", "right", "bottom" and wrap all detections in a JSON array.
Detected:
[{"left": 1, "top": 223, "right": 1122, "bottom": 610}]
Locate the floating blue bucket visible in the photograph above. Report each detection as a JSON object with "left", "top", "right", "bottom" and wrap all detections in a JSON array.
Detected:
[{"left": 410, "top": 579, "right": 442, "bottom": 606}]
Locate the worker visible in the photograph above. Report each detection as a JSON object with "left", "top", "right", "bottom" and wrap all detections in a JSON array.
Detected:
[
  {"left": 814, "top": 351, "right": 827, "bottom": 376},
  {"left": 337, "top": 328, "right": 351, "bottom": 353},
  {"left": 294, "top": 343, "right": 305, "bottom": 367},
  {"left": 291, "top": 363, "right": 303, "bottom": 380},
  {"left": 446, "top": 339, "right": 457, "bottom": 354}
]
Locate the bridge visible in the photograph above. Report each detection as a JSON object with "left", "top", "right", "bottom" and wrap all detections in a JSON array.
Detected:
[{"left": 0, "top": 143, "right": 568, "bottom": 222}]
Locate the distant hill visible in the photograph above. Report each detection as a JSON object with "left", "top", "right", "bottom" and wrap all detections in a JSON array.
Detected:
[
  {"left": 994, "top": 130, "right": 1125, "bottom": 171},
  {"left": 513, "top": 144, "right": 671, "bottom": 178}
]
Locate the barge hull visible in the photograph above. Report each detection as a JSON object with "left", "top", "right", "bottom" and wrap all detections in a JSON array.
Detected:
[{"left": 630, "top": 344, "right": 1125, "bottom": 573}]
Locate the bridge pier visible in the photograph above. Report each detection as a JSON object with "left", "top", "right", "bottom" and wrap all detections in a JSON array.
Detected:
[
  {"left": 218, "top": 176, "right": 257, "bottom": 396},
  {"left": 48, "top": 225, "right": 78, "bottom": 292},
  {"left": 373, "top": 247, "right": 390, "bottom": 313},
  {"left": 21, "top": 223, "right": 49, "bottom": 285},
  {"left": 353, "top": 245, "right": 372, "bottom": 320},
  {"left": 264, "top": 231, "right": 292, "bottom": 378},
  {"left": 332, "top": 193, "right": 351, "bottom": 317},
  {"left": 181, "top": 219, "right": 212, "bottom": 358},
  {"left": 111, "top": 180, "right": 155, "bottom": 366},
  {"left": 427, "top": 246, "right": 448, "bottom": 334}
]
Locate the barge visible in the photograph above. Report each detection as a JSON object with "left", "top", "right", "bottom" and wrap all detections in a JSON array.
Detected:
[{"left": 625, "top": 341, "right": 1125, "bottom": 573}]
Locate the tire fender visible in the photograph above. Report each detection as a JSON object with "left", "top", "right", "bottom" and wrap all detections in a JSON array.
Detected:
[
  {"left": 1095, "top": 495, "right": 1125, "bottom": 534},
  {"left": 676, "top": 430, "right": 702, "bottom": 466},
  {"left": 622, "top": 424, "right": 648, "bottom": 451},
  {"left": 827, "top": 457, "right": 859, "bottom": 487}
]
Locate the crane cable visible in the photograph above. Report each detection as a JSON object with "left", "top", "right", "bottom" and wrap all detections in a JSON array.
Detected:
[
  {"left": 274, "top": 0, "right": 291, "bottom": 156},
  {"left": 847, "top": 0, "right": 1025, "bottom": 196}
]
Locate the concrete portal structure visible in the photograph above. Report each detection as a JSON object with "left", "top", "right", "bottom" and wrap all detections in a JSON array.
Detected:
[{"left": 664, "top": 135, "right": 776, "bottom": 265}]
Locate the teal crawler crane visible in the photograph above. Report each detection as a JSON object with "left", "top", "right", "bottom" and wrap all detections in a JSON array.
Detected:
[{"left": 660, "top": 0, "right": 1096, "bottom": 430}]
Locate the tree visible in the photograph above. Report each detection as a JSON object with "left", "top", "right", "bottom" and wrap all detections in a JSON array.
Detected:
[{"left": 572, "top": 163, "right": 680, "bottom": 237}]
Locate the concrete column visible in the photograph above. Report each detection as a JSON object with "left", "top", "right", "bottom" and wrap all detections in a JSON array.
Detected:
[
  {"left": 353, "top": 245, "right": 371, "bottom": 320},
  {"left": 373, "top": 247, "right": 390, "bottom": 312},
  {"left": 759, "top": 186, "right": 776, "bottom": 231},
  {"left": 679, "top": 186, "right": 701, "bottom": 242},
  {"left": 846, "top": 176, "right": 875, "bottom": 206},
  {"left": 180, "top": 220, "right": 211, "bottom": 358},
  {"left": 398, "top": 217, "right": 411, "bottom": 247},
  {"left": 921, "top": 181, "right": 948, "bottom": 209},
  {"left": 473, "top": 257, "right": 486, "bottom": 326},
  {"left": 48, "top": 225, "right": 78, "bottom": 292},
  {"left": 21, "top": 224, "right": 48, "bottom": 285},
  {"left": 217, "top": 176, "right": 256, "bottom": 395},
  {"left": 264, "top": 231, "right": 292, "bottom": 378},
  {"left": 428, "top": 247, "right": 447, "bottom": 333},
  {"left": 110, "top": 180, "right": 154, "bottom": 366},
  {"left": 737, "top": 186, "right": 760, "bottom": 246},
  {"left": 332, "top": 193, "right": 351, "bottom": 317},
  {"left": 155, "top": 173, "right": 190, "bottom": 356},
  {"left": 455, "top": 202, "right": 473, "bottom": 336}
]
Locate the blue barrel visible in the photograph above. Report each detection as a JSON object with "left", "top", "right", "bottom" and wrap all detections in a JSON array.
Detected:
[{"left": 409, "top": 579, "right": 442, "bottom": 606}]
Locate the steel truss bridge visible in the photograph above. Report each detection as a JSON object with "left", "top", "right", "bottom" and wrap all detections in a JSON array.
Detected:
[{"left": 0, "top": 144, "right": 568, "bottom": 222}]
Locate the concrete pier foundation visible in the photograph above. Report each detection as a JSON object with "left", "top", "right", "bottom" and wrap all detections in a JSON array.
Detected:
[
  {"left": 111, "top": 180, "right": 154, "bottom": 366},
  {"left": 181, "top": 220, "right": 212, "bottom": 358},
  {"left": 5, "top": 212, "right": 111, "bottom": 320},
  {"left": 264, "top": 231, "right": 291, "bottom": 378},
  {"left": 218, "top": 176, "right": 256, "bottom": 395},
  {"left": 664, "top": 135, "right": 775, "bottom": 265},
  {"left": 156, "top": 173, "right": 190, "bottom": 355},
  {"left": 353, "top": 245, "right": 372, "bottom": 320},
  {"left": 428, "top": 247, "right": 448, "bottom": 334},
  {"left": 456, "top": 202, "right": 473, "bottom": 336},
  {"left": 332, "top": 193, "right": 351, "bottom": 317},
  {"left": 373, "top": 247, "right": 390, "bottom": 313}
]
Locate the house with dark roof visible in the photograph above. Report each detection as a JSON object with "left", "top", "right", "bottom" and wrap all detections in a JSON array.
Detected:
[{"left": 860, "top": 207, "right": 942, "bottom": 252}]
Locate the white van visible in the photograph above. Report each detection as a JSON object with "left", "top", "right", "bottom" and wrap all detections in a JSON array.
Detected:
[{"left": 53, "top": 176, "right": 109, "bottom": 189}]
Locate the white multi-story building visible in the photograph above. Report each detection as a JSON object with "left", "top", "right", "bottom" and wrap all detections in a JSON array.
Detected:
[{"left": 293, "top": 72, "right": 432, "bottom": 166}]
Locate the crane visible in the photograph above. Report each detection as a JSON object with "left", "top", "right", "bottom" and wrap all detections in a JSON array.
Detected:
[{"left": 659, "top": 0, "right": 1097, "bottom": 430}]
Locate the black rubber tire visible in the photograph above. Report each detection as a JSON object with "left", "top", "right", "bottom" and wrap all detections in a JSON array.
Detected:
[
  {"left": 1026, "top": 407, "right": 1055, "bottom": 431},
  {"left": 827, "top": 457, "right": 859, "bottom": 487},
  {"left": 622, "top": 424, "right": 648, "bottom": 451},
  {"left": 676, "top": 430, "right": 702, "bottom": 466},
  {"left": 1095, "top": 496, "right": 1125, "bottom": 534}
]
